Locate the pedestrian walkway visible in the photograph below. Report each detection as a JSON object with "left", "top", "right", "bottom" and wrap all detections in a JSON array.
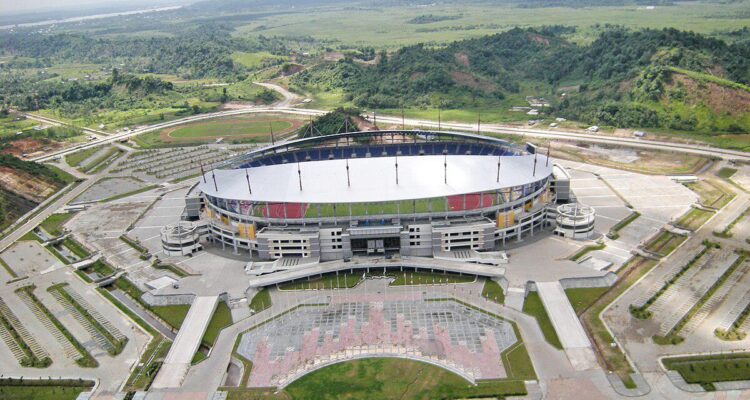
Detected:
[
  {"left": 536, "top": 281, "right": 597, "bottom": 371},
  {"left": 151, "top": 296, "right": 219, "bottom": 389}
]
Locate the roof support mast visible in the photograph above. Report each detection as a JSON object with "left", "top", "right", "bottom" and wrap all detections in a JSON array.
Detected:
[
  {"left": 297, "top": 162, "right": 303, "bottom": 191},
  {"left": 496, "top": 155, "right": 501, "bottom": 183},
  {"left": 346, "top": 159, "right": 351, "bottom": 187},
  {"left": 245, "top": 168, "right": 252, "bottom": 194}
]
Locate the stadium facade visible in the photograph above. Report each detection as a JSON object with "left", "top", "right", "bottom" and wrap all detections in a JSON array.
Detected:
[{"left": 188, "top": 130, "right": 580, "bottom": 262}]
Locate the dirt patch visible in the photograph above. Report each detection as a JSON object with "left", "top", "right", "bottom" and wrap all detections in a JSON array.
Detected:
[
  {"left": 550, "top": 142, "right": 707, "bottom": 175},
  {"left": 450, "top": 71, "right": 496, "bottom": 93},
  {"left": 352, "top": 116, "right": 375, "bottom": 131},
  {"left": 454, "top": 52, "right": 470, "bottom": 68},
  {"left": 1, "top": 138, "right": 66, "bottom": 158},
  {"left": 529, "top": 34, "right": 550, "bottom": 46},
  {"left": 670, "top": 73, "right": 750, "bottom": 117},
  {"left": 409, "top": 72, "right": 426, "bottom": 81},
  {"left": 323, "top": 52, "right": 345, "bottom": 62},
  {"left": 0, "top": 166, "right": 59, "bottom": 202},
  {"left": 280, "top": 63, "right": 304, "bottom": 76}
]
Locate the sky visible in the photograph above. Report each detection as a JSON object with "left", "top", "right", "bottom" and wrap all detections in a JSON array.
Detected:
[{"left": 0, "top": 0, "right": 190, "bottom": 16}]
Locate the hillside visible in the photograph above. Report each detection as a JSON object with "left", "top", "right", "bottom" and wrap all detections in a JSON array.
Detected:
[
  {"left": 0, "top": 154, "right": 73, "bottom": 231},
  {"left": 292, "top": 27, "right": 750, "bottom": 143}
]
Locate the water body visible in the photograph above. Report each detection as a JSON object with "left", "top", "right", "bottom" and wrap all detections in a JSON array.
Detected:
[{"left": 0, "top": 6, "right": 182, "bottom": 30}]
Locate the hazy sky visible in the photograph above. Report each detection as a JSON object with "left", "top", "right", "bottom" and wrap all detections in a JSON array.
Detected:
[{"left": 0, "top": 0, "right": 188, "bottom": 15}]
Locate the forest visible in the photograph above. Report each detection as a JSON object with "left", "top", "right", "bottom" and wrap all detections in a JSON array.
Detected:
[{"left": 291, "top": 27, "right": 750, "bottom": 134}]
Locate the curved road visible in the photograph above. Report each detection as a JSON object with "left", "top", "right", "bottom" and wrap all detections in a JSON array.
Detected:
[{"left": 31, "top": 104, "right": 750, "bottom": 164}]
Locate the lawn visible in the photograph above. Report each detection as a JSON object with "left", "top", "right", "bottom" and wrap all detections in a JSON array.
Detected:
[
  {"left": 134, "top": 114, "right": 302, "bottom": 148},
  {"left": 83, "top": 147, "right": 123, "bottom": 173},
  {"left": 482, "top": 279, "right": 505, "bottom": 304},
  {"left": 387, "top": 271, "right": 475, "bottom": 286},
  {"left": 717, "top": 167, "right": 738, "bottom": 179},
  {"left": 674, "top": 207, "right": 715, "bottom": 231},
  {"left": 566, "top": 287, "right": 609, "bottom": 315},
  {"left": 502, "top": 341, "right": 536, "bottom": 381},
  {"left": 0, "top": 386, "right": 90, "bottom": 400},
  {"left": 249, "top": 287, "right": 271, "bottom": 313},
  {"left": 522, "top": 291, "right": 562, "bottom": 350},
  {"left": 663, "top": 353, "right": 750, "bottom": 389},
  {"left": 644, "top": 231, "right": 686, "bottom": 256},
  {"left": 687, "top": 179, "right": 735, "bottom": 209},
  {"left": 151, "top": 304, "right": 190, "bottom": 330},
  {"left": 278, "top": 272, "right": 362, "bottom": 290},
  {"left": 168, "top": 119, "right": 292, "bottom": 139},
  {"left": 306, "top": 198, "right": 448, "bottom": 218},
  {"left": 569, "top": 242, "right": 606, "bottom": 261},
  {"left": 64, "top": 146, "right": 101, "bottom": 167},
  {"left": 201, "top": 301, "right": 233, "bottom": 347},
  {"left": 231, "top": 51, "right": 287, "bottom": 69},
  {"left": 579, "top": 256, "right": 658, "bottom": 388},
  {"left": 39, "top": 212, "right": 74, "bottom": 236},
  {"left": 282, "top": 358, "right": 525, "bottom": 400}
]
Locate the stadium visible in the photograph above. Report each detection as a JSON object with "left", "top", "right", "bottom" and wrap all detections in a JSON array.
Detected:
[{"left": 188, "top": 130, "right": 578, "bottom": 270}]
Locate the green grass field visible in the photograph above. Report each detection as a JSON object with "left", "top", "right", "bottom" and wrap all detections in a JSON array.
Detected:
[
  {"left": 663, "top": 353, "right": 750, "bottom": 390},
  {"left": 201, "top": 301, "right": 233, "bottom": 347},
  {"left": 565, "top": 287, "right": 609, "bottom": 315},
  {"left": 718, "top": 168, "right": 738, "bottom": 180},
  {"left": 306, "top": 198, "right": 449, "bottom": 218},
  {"left": 233, "top": 3, "right": 750, "bottom": 48},
  {"left": 168, "top": 119, "right": 292, "bottom": 139},
  {"left": 231, "top": 51, "right": 287, "bottom": 69},
  {"left": 482, "top": 279, "right": 505, "bottom": 304},
  {"left": 687, "top": 179, "right": 735, "bottom": 209},
  {"left": 151, "top": 304, "right": 190, "bottom": 331},
  {"left": 644, "top": 231, "right": 687, "bottom": 256},
  {"left": 0, "top": 386, "right": 89, "bottom": 400},
  {"left": 281, "top": 358, "right": 526, "bottom": 400},
  {"left": 249, "top": 288, "right": 271, "bottom": 313},
  {"left": 674, "top": 208, "right": 715, "bottom": 231},
  {"left": 523, "top": 291, "right": 562, "bottom": 350},
  {"left": 279, "top": 272, "right": 362, "bottom": 290},
  {"left": 39, "top": 212, "right": 74, "bottom": 237},
  {"left": 387, "top": 271, "right": 475, "bottom": 286},
  {"left": 65, "top": 146, "right": 102, "bottom": 167},
  {"left": 134, "top": 114, "right": 302, "bottom": 148}
]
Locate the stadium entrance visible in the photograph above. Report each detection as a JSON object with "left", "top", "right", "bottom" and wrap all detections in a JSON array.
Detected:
[{"left": 350, "top": 237, "right": 400, "bottom": 255}]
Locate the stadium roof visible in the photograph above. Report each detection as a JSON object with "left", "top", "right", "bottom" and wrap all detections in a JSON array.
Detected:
[{"left": 199, "top": 154, "right": 552, "bottom": 204}]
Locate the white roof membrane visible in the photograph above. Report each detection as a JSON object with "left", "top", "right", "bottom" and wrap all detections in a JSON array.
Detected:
[{"left": 200, "top": 154, "right": 552, "bottom": 204}]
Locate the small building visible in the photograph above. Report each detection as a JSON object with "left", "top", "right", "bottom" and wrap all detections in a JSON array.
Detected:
[
  {"left": 586, "top": 126, "right": 599, "bottom": 133},
  {"left": 549, "top": 123, "right": 558, "bottom": 128},
  {"left": 555, "top": 117, "right": 566, "bottom": 122},
  {"left": 633, "top": 131, "right": 646, "bottom": 137},
  {"left": 527, "top": 109, "right": 539, "bottom": 116}
]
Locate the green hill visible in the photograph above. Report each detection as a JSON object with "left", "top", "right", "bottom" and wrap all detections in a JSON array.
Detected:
[{"left": 292, "top": 27, "right": 750, "bottom": 143}]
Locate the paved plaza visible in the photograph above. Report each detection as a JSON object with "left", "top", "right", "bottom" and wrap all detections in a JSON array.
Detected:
[{"left": 237, "top": 292, "right": 517, "bottom": 387}]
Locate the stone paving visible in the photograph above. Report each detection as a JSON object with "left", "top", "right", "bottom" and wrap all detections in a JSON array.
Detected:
[{"left": 237, "top": 292, "right": 516, "bottom": 387}]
